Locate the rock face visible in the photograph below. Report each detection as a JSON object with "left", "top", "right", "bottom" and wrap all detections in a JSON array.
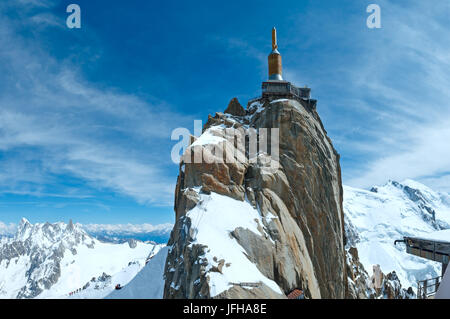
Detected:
[
  {"left": 164, "top": 96, "right": 348, "bottom": 299},
  {"left": 224, "top": 97, "right": 246, "bottom": 117},
  {"left": 128, "top": 239, "right": 138, "bottom": 249},
  {"left": 380, "top": 271, "right": 415, "bottom": 299}
]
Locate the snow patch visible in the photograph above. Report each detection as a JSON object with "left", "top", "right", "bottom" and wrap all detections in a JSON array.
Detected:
[
  {"left": 414, "top": 229, "right": 450, "bottom": 243},
  {"left": 186, "top": 192, "right": 282, "bottom": 297},
  {"left": 106, "top": 246, "right": 169, "bottom": 299}
]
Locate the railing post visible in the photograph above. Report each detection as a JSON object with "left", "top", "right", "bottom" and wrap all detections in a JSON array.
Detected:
[
  {"left": 423, "top": 280, "right": 427, "bottom": 299},
  {"left": 417, "top": 281, "right": 420, "bottom": 299},
  {"left": 433, "top": 242, "right": 436, "bottom": 261},
  {"left": 436, "top": 277, "right": 440, "bottom": 293}
]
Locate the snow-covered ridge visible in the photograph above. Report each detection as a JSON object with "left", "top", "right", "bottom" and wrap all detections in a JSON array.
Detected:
[
  {"left": 0, "top": 219, "right": 162, "bottom": 299},
  {"left": 344, "top": 179, "right": 450, "bottom": 289}
]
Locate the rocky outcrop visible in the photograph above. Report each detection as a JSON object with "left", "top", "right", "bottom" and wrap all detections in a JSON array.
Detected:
[
  {"left": 164, "top": 96, "right": 348, "bottom": 299},
  {"left": 381, "top": 271, "right": 415, "bottom": 299},
  {"left": 128, "top": 239, "right": 138, "bottom": 249},
  {"left": 346, "top": 246, "right": 415, "bottom": 299},
  {"left": 224, "top": 97, "right": 246, "bottom": 116},
  {"left": 82, "top": 272, "right": 112, "bottom": 291},
  {"left": 369, "top": 264, "right": 415, "bottom": 299},
  {"left": 346, "top": 247, "right": 376, "bottom": 299}
]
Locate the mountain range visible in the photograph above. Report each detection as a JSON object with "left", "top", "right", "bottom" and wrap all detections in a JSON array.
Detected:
[
  {"left": 1, "top": 178, "right": 449, "bottom": 298},
  {"left": 0, "top": 219, "right": 163, "bottom": 299}
]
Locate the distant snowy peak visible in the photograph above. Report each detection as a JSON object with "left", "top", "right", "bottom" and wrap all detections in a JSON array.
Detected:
[
  {"left": 0, "top": 220, "right": 173, "bottom": 244},
  {"left": 372, "top": 179, "right": 446, "bottom": 204},
  {"left": 370, "top": 179, "right": 450, "bottom": 229},
  {"left": 344, "top": 179, "right": 450, "bottom": 290},
  {"left": 12, "top": 218, "right": 95, "bottom": 250},
  {"left": 0, "top": 219, "right": 98, "bottom": 298},
  {"left": 0, "top": 219, "right": 160, "bottom": 299}
]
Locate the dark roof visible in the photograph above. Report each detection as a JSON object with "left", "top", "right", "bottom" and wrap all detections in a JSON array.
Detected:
[{"left": 402, "top": 236, "right": 450, "bottom": 263}]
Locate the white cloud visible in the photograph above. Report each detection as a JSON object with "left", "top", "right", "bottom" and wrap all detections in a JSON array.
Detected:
[
  {"left": 0, "top": 5, "right": 190, "bottom": 205},
  {"left": 347, "top": 120, "right": 450, "bottom": 189},
  {"left": 419, "top": 175, "right": 450, "bottom": 194},
  {"left": 29, "top": 12, "right": 64, "bottom": 28},
  {"left": 333, "top": 0, "right": 450, "bottom": 191},
  {"left": 0, "top": 222, "right": 17, "bottom": 236},
  {"left": 208, "top": 2, "right": 450, "bottom": 195}
]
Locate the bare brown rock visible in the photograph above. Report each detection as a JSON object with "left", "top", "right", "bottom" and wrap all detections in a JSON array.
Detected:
[
  {"left": 224, "top": 98, "right": 246, "bottom": 116},
  {"left": 164, "top": 98, "right": 348, "bottom": 299}
]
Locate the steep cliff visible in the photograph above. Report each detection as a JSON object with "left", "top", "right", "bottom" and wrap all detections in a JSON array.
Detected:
[{"left": 164, "top": 97, "right": 347, "bottom": 299}]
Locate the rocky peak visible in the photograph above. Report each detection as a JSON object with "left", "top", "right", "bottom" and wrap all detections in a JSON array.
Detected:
[
  {"left": 11, "top": 219, "right": 91, "bottom": 249},
  {"left": 16, "top": 218, "right": 31, "bottom": 239},
  {"left": 66, "top": 219, "right": 75, "bottom": 232},
  {"left": 19, "top": 217, "right": 30, "bottom": 227},
  {"left": 0, "top": 220, "right": 97, "bottom": 298},
  {"left": 224, "top": 97, "right": 246, "bottom": 117},
  {"left": 165, "top": 96, "right": 347, "bottom": 299},
  {"left": 371, "top": 180, "right": 449, "bottom": 230},
  {"left": 128, "top": 238, "right": 137, "bottom": 249}
]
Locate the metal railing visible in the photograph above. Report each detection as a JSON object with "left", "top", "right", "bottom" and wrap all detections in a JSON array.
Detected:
[
  {"left": 417, "top": 276, "right": 442, "bottom": 299},
  {"left": 229, "top": 281, "right": 262, "bottom": 288}
]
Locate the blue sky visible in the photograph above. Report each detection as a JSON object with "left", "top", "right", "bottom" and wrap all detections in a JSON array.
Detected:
[{"left": 0, "top": 0, "right": 449, "bottom": 229}]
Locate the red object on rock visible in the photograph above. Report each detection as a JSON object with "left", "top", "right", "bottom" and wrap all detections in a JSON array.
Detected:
[{"left": 287, "top": 289, "right": 304, "bottom": 299}]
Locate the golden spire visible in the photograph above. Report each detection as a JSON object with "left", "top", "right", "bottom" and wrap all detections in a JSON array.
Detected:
[
  {"left": 272, "top": 27, "right": 278, "bottom": 51},
  {"left": 268, "top": 27, "right": 282, "bottom": 80}
]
